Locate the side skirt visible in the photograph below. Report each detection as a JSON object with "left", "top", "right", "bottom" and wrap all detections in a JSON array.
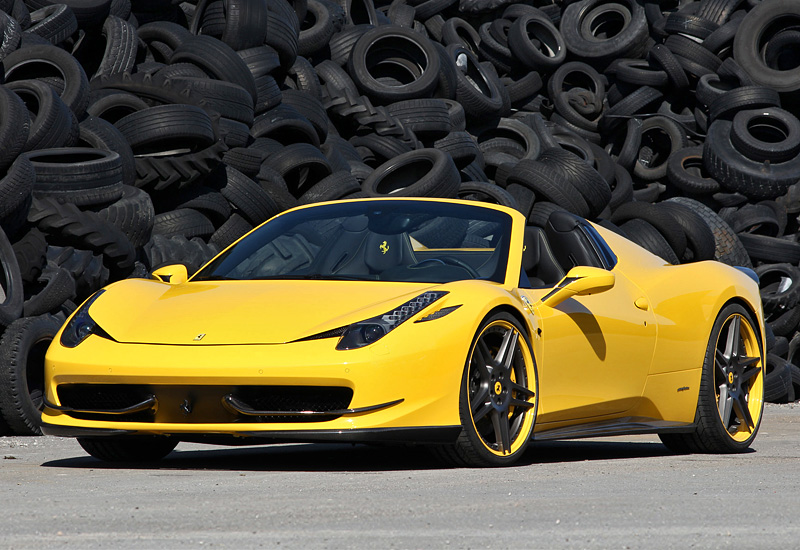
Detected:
[{"left": 532, "top": 417, "right": 696, "bottom": 441}]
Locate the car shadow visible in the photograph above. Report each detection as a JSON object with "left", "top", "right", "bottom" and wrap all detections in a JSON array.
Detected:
[{"left": 41, "top": 439, "right": 681, "bottom": 472}]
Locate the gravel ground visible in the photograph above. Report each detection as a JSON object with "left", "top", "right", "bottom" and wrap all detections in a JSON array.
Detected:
[{"left": 1, "top": 403, "right": 798, "bottom": 550}]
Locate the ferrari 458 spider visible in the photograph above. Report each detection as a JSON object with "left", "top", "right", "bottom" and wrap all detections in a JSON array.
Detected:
[{"left": 41, "top": 198, "right": 765, "bottom": 466}]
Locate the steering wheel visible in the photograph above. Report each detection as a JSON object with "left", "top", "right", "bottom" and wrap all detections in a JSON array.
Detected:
[{"left": 411, "top": 257, "right": 480, "bottom": 278}]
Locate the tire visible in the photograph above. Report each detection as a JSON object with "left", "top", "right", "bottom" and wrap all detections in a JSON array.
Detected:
[
  {"left": 666, "top": 146, "right": 720, "bottom": 195},
  {"left": 28, "top": 196, "right": 135, "bottom": 277},
  {"left": 0, "top": 313, "right": 62, "bottom": 435},
  {"left": 705, "top": 119, "right": 800, "bottom": 201},
  {"left": 764, "top": 354, "right": 792, "bottom": 403},
  {"left": 169, "top": 37, "right": 257, "bottom": 101},
  {"left": 445, "top": 44, "right": 505, "bottom": 119},
  {"left": 77, "top": 436, "right": 178, "bottom": 462},
  {"left": 457, "top": 181, "right": 519, "bottom": 211},
  {"left": 28, "top": 147, "right": 123, "bottom": 207},
  {"left": 298, "top": 170, "right": 360, "bottom": 205},
  {"left": 143, "top": 234, "right": 218, "bottom": 273},
  {"left": 114, "top": 104, "right": 216, "bottom": 154},
  {"left": 504, "top": 158, "right": 591, "bottom": 218},
  {"left": 508, "top": 10, "right": 566, "bottom": 71},
  {"left": 736, "top": 233, "right": 800, "bottom": 265},
  {"left": 610, "top": 201, "right": 687, "bottom": 258},
  {"left": 133, "top": 138, "right": 227, "bottom": 193},
  {"left": 666, "top": 197, "right": 752, "bottom": 267},
  {"left": 153, "top": 208, "right": 214, "bottom": 240},
  {"left": 97, "top": 184, "right": 154, "bottom": 248},
  {"left": 730, "top": 108, "right": 800, "bottom": 164},
  {"left": 633, "top": 115, "right": 688, "bottom": 182},
  {"left": 547, "top": 61, "right": 605, "bottom": 133},
  {"left": 45, "top": 245, "right": 109, "bottom": 301},
  {"left": 435, "top": 312, "right": 537, "bottom": 467},
  {"left": 77, "top": 115, "right": 136, "bottom": 187},
  {"left": 361, "top": 148, "right": 460, "bottom": 199},
  {"left": 536, "top": 147, "right": 611, "bottom": 218},
  {"left": 658, "top": 202, "right": 717, "bottom": 262},
  {"left": 215, "top": 165, "right": 281, "bottom": 225},
  {"left": 165, "top": 77, "right": 255, "bottom": 127},
  {"left": 265, "top": 142, "right": 333, "bottom": 199},
  {"left": 209, "top": 212, "right": 252, "bottom": 250},
  {"left": 219, "top": 0, "right": 270, "bottom": 51},
  {"left": 619, "top": 218, "right": 680, "bottom": 264},
  {"left": 23, "top": 265, "right": 75, "bottom": 317},
  {"left": 12, "top": 227, "right": 47, "bottom": 284},
  {"left": 26, "top": 4, "right": 78, "bottom": 45},
  {"left": 3, "top": 43, "right": 90, "bottom": 117},
  {"left": 0, "top": 224, "right": 24, "bottom": 327},
  {"left": 348, "top": 25, "right": 440, "bottom": 105},
  {"left": 660, "top": 304, "right": 764, "bottom": 453},
  {"left": 0, "top": 156, "right": 36, "bottom": 229},
  {"left": 0, "top": 84, "right": 32, "bottom": 173},
  {"left": 560, "top": 0, "right": 649, "bottom": 68},
  {"left": 708, "top": 86, "right": 780, "bottom": 123},
  {"left": 733, "top": 0, "right": 800, "bottom": 93},
  {"left": 755, "top": 263, "right": 800, "bottom": 311},
  {"left": 8, "top": 79, "right": 76, "bottom": 152}
]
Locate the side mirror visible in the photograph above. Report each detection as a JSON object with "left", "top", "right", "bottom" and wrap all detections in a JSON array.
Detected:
[
  {"left": 152, "top": 264, "right": 189, "bottom": 284},
  {"left": 537, "top": 266, "right": 615, "bottom": 309}
]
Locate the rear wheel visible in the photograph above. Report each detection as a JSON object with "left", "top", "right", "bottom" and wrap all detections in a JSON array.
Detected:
[
  {"left": 436, "top": 313, "right": 537, "bottom": 467},
  {"left": 660, "top": 304, "right": 764, "bottom": 453},
  {"left": 77, "top": 437, "right": 178, "bottom": 462}
]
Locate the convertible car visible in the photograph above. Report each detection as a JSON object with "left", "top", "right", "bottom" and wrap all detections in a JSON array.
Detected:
[{"left": 41, "top": 198, "right": 765, "bottom": 466}]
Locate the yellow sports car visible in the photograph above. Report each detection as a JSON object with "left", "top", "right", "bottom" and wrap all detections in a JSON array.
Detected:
[{"left": 41, "top": 198, "right": 765, "bottom": 467}]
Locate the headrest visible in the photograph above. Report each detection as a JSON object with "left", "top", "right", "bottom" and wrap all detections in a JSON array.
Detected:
[
  {"left": 364, "top": 233, "right": 405, "bottom": 273},
  {"left": 522, "top": 226, "right": 542, "bottom": 272}
]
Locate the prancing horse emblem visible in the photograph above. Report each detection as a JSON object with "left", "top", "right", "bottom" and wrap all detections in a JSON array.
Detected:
[
  {"left": 194, "top": 333, "right": 206, "bottom": 341},
  {"left": 380, "top": 240, "right": 389, "bottom": 254}
]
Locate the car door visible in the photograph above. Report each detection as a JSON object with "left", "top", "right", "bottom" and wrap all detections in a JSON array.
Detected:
[
  {"left": 518, "top": 213, "right": 657, "bottom": 424},
  {"left": 526, "top": 269, "right": 656, "bottom": 424}
]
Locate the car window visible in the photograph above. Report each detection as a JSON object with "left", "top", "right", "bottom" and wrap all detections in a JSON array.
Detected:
[{"left": 193, "top": 200, "right": 514, "bottom": 284}]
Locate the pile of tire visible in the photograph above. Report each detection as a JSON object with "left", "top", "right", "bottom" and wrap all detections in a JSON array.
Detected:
[{"left": 2, "top": 0, "right": 800, "bottom": 436}]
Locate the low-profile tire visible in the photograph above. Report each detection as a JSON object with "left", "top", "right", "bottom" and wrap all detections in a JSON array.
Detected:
[
  {"left": 77, "top": 436, "right": 178, "bottom": 462},
  {"left": 439, "top": 312, "right": 538, "bottom": 467},
  {"left": 661, "top": 304, "right": 764, "bottom": 453},
  {"left": 0, "top": 313, "right": 62, "bottom": 435}
]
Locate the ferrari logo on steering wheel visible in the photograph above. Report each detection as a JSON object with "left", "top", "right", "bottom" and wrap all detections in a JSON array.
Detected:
[{"left": 380, "top": 240, "right": 389, "bottom": 254}]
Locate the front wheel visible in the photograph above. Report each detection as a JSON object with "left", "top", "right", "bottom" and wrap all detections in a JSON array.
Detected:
[
  {"left": 660, "top": 304, "right": 764, "bottom": 453},
  {"left": 436, "top": 312, "right": 538, "bottom": 467}
]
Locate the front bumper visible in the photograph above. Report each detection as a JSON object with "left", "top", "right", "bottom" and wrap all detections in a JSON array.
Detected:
[{"left": 42, "top": 328, "right": 468, "bottom": 441}]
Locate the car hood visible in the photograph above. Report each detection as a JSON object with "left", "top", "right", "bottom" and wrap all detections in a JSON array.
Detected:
[{"left": 89, "top": 279, "right": 439, "bottom": 345}]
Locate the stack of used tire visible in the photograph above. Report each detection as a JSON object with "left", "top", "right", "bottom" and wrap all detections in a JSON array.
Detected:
[{"left": 2, "top": 0, "right": 800, "bottom": 436}]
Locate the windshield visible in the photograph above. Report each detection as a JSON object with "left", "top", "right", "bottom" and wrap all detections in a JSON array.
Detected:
[{"left": 194, "top": 200, "right": 512, "bottom": 284}]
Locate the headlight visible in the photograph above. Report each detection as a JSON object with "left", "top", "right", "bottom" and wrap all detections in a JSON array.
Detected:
[
  {"left": 60, "top": 290, "right": 108, "bottom": 348},
  {"left": 336, "top": 291, "right": 448, "bottom": 350}
]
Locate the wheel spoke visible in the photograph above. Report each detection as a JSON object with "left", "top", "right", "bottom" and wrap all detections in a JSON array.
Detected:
[
  {"left": 739, "top": 364, "right": 761, "bottom": 385},
  {"left": 508, "top": 396, "right": 535, "bottom": 410},
  {"left": 491, "top": 409, "right": 511, "bottom": 454},
  {"left": 470, "top": 384, "right": 490, "bottom": 412},
  {"left": 718, "top": 384, "right": 732, "bottom": 427},
  {"left": 473, "top": 340, "right": 493, "bottom": 379},
  {"left": 723, "top": 316, "right": 740, "bottom": 361},
  {"left": 715, "top": 349, "right": 728, "bottom": 374},
  {"left": 494, "top": 328, "right": 517, "bottom": 368},
  {"left": 732, "top": 392, "right": 755, "bottom": 431},
  {"left": 472, "top": 400, "right": 493, "bottom": 423},
  {"left": 738, "top": 355, "right": 761, "bottom": 369},
  {"left": 510, "top": 381, "right": 535, "bottom": 400}
]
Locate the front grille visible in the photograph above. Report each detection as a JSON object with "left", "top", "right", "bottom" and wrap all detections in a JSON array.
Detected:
[
  {"left": 57, "top": 384, "right": 155, "bottom": 422},
  {"left": 55, "top": 384, "right": 353, "bottom": 424},
  {"left": 58, "top": 384, "right": 152, "bottom": 410},
  {"left": 235, "top": 386, "right": 353, "bottom": 412}
]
